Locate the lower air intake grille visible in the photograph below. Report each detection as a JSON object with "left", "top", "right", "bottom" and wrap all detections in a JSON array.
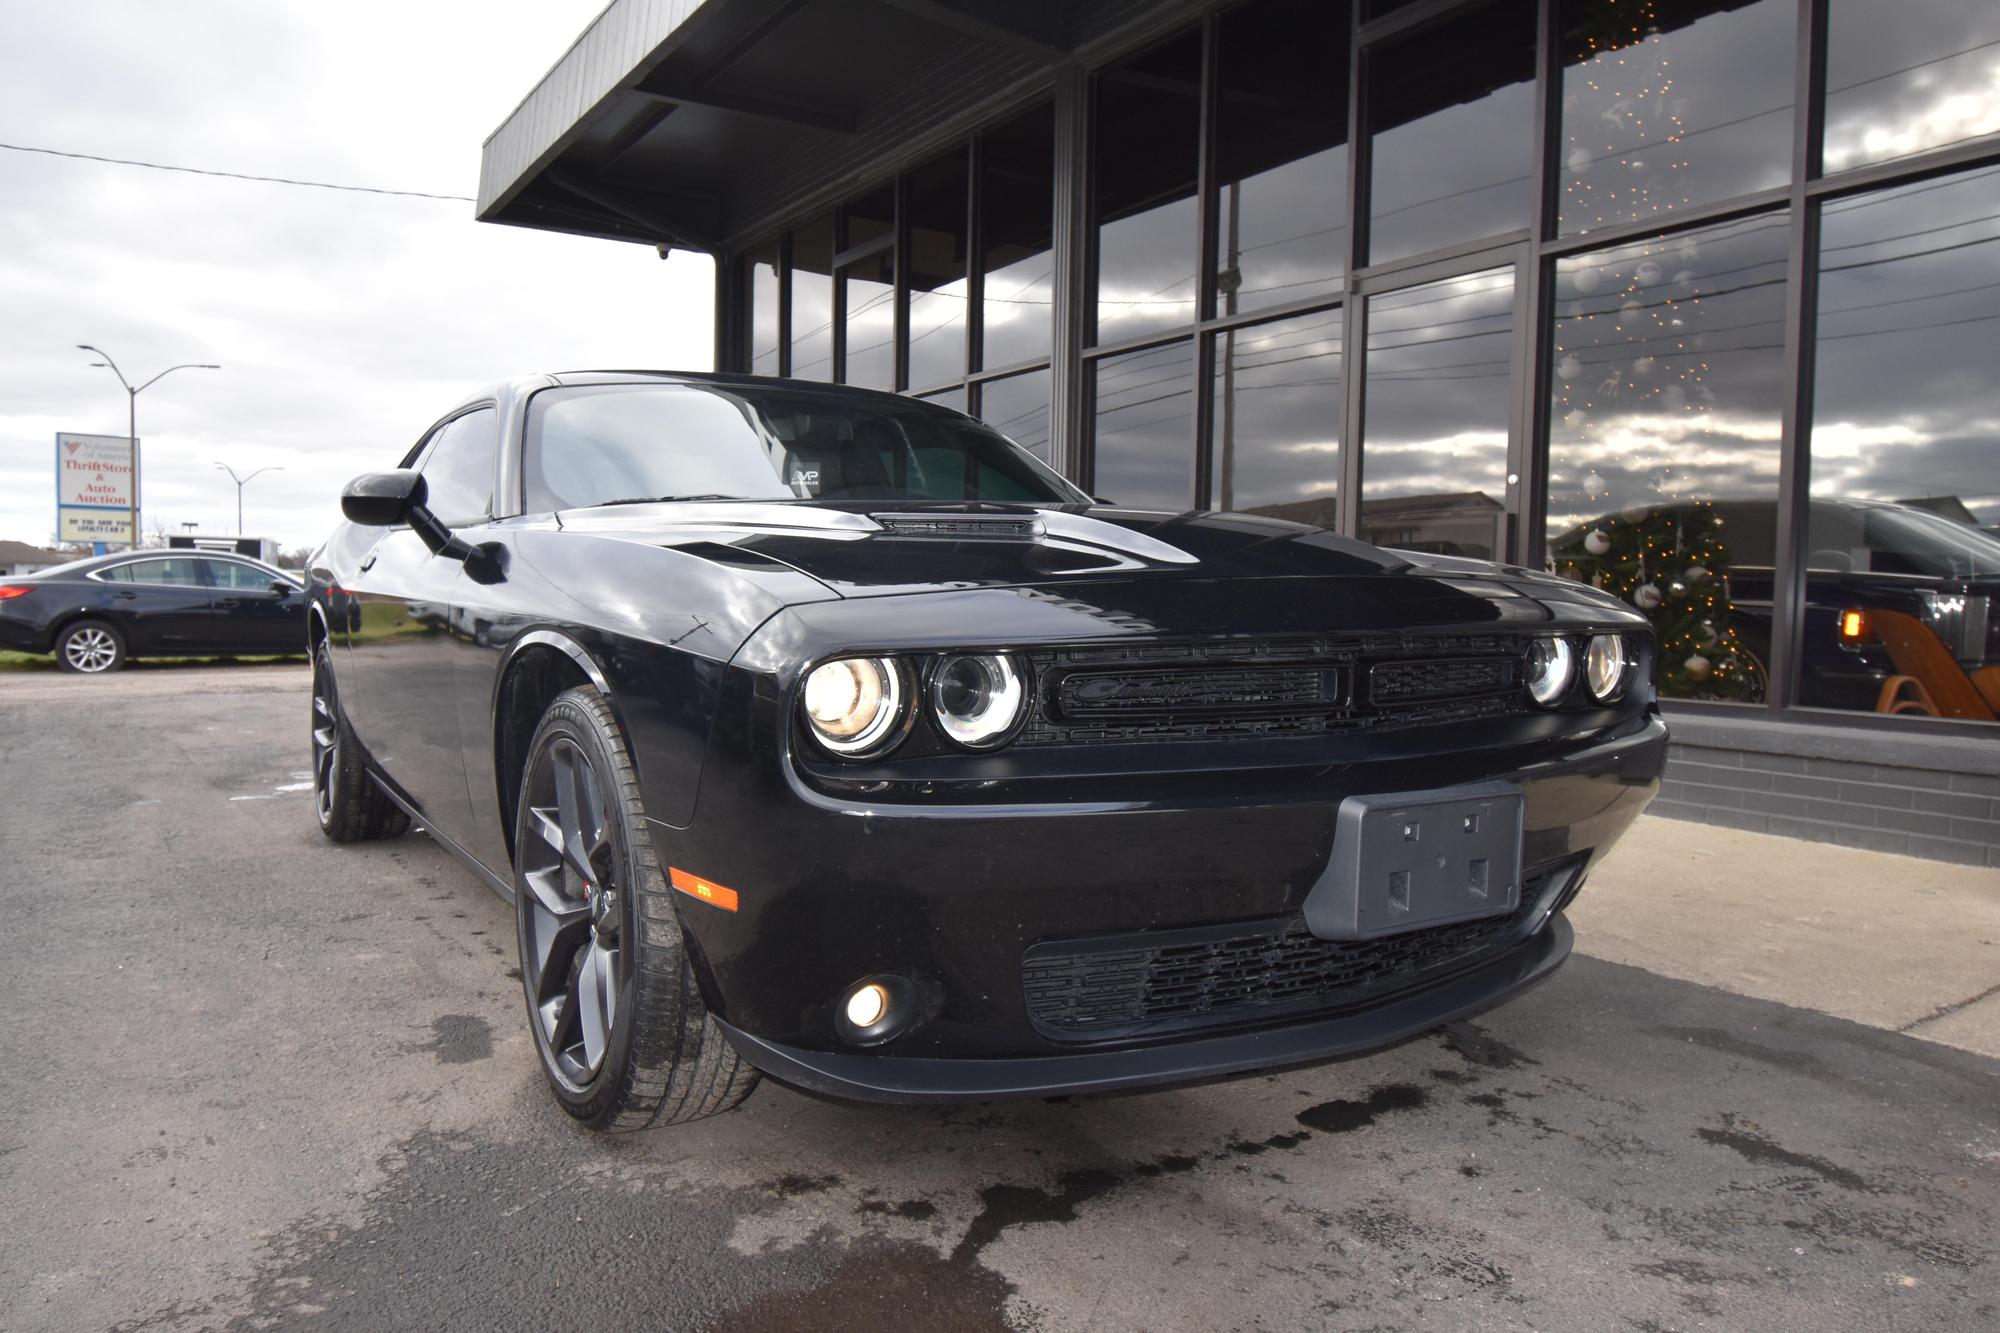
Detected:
[{"left": 1021, "top": 868, "right": 1564, "bottom": 1042}]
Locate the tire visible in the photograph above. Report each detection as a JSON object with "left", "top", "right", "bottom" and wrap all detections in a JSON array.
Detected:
[
  {"left": 514, "top": 686, "right": 758, "bottom": 1130},
  {"left": 311, "top": 641, "right": 411, "bottom": 843},
  {"left": 56, "top": 619, "right": 125, "bottom": 673}
]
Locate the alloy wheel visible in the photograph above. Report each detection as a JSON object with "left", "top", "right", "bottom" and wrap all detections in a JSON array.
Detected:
[
  {"left": 518, "top": 737, "right": 623, "bottom": 1089},
  {"left": 63, "top": 627, "right": 118, "bottom": 672},
  {"left": 310, "top": 659, "right": 337, "bottom": 825}
]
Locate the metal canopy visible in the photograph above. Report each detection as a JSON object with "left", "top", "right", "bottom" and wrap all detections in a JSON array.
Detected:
[{"left": 477, "top": 0, "right": 1166, "bottom": 253}]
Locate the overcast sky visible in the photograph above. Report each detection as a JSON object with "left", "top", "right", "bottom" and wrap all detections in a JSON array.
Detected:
[{"left": 0, "top": 0, "right": 714, "bottom": 552}]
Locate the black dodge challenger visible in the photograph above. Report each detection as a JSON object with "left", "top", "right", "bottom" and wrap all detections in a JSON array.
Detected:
[{"left": 308, "top": 371, "right": 1663, "bottom": 1130}]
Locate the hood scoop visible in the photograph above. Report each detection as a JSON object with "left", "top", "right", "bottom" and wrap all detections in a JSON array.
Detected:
[{"left": 869, "top": 511, "right": 1045, "bottom": 541}]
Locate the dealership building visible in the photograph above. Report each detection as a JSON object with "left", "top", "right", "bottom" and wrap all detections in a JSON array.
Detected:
[{"left": 480, "top": 0, "right": 2000, "bottom": 864}]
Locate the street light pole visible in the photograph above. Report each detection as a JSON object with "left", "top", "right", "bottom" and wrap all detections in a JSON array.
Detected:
[
  {"left": 214, "top": 462, "right": 283, "bottom": 536},
  {"left": 76, "top": 347, "right": 220, "bottom": 549}
]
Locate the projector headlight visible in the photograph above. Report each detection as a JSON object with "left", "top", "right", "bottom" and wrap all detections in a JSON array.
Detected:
[
  {"left": 930, "top": 654, "right": 1027, "bottom": 750},
  {"left": 801, "top": 656, "right": 908, "bottom": 757},
  {"left": 1525, "top": 636, "right": 1576, "bottom": 707},
  {"left": 1585, "top": 634, "right": 1631, "bottom": 701}
]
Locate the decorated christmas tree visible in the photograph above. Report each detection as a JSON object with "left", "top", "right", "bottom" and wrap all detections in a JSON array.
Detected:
[{"left": 1550, "top": 505, "right": 1762, "bottom": 700}]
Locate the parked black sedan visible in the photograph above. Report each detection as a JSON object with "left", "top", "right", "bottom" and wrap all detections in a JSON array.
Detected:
[
  {"left": 0, "top": 550, "right": 305, "bottom": 672},
  {"left": 308, "top": 371, "right": 1664, "bottom": 1130}
]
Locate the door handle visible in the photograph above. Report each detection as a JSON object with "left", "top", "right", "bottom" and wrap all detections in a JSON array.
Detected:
[
  {"left": 112, "top": 590, "right": 137, "bottom": 600},
  {"left": 358, "top": 554, "right": 378, "bottom": 573},
  {"left": 217, "top": 597, "right": 244, "bottom": 609}
]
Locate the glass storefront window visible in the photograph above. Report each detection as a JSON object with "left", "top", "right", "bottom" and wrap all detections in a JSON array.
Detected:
[
  {"left": 790, "top": 214, "right": 835, "bottom": 382},
  {"left": 1213, "top": 310, "right": 1343, "bottom": 529},
  {"left": 1213, "top": 0, "right": 1349, "bottom": 314},
  {"left": 1825, "top": 0, "right": 2000, "bottom": 174},
  {"left": 1808, "top": 165, "right": 2000, "bottom": 722},
  {"left": 1094, "top": 31, "right": 1202, "bottom": 342},
  {"left": 748, "top": 242, "right": 780, "bottom": 376},
  {"left": 1092, "top": 341, "right": 1195, "bottom": 509},
  {"left": 1367, "top": 2, "right": 1536, "bottom": 265},
  {"left": 1558, "top": 0, "right": 1794, "bottom": 235},
  {"left": 907, "top": 151, "right": 968, "bottom": 392},
  {"left": 842, "top": 250, "right": 896, "bottom": 391},
  {"left": 918, "top": 386, "right": 967, "bottom": 415},
  {"left": 1546, "top": 212, "right": 1789, "bottom": 702},
  {"left": 978, "top": 368, "right": 1052, "bottom": 461},
  {"left": 843, "top": 182, "right": 895, "bottom": 251},
  {"left": 980, "top": 103, "right": 1055, "bottom": 370},
  {"left": 1360, "top": 268, "right": 1513, "bottom": 557}
]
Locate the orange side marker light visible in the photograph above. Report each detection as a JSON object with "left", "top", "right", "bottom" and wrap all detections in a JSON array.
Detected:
[
  {"left": 670, "top": 867, "right": 740, "bottom": 912},
  {"left": 1838, "top": 609, "right": 1866, "bottom": 643}
]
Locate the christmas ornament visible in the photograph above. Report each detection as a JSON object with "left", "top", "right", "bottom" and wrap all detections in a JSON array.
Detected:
[
  {"left": 1572, "top": 267, "right": 1601, "bottom": 295},
  {"left": 1697, "top": 619, "right": 1720, "bottom": 647},
  {"left": 1669, "top": 580, "right": 1687, "bottom": 597},
  {"left": 1634, "top": 261, "right": 1662, "bottom": 285},
  {"left": 1684, "top": 654, "right": 1712, "bottom": 681},
  {"left": 1584, "top": 529, "right": 1611, "bottom": 555},
  {"left": 1567, "top": 147, "right": 1594, "bottom": 175},
  {"left": 1633, "top": 583, "right": 1663, "bottom": 610},
  {"left": 1685, "top": 565, "right": 1709, "bottom": 583},
  {"left": 1583, "top": 470, "right": 1606, "bottom": 501},
  {"left": 1591, "top": 572, "right": 1607, "bottom": 589},
  {"left": 1618, "top": 300, "right": 1644, "bottom": 327},
  {"left": 1632, "top": 355, "right": 1657, "bottom": 377},
  {"left": 1557, "top": 354, "right": 1582, "bottom": 382}
]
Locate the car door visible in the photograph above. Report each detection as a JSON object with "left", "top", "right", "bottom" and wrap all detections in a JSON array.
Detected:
[
  {"left": 340, "top": 405, "right": 500, "bottom": 846},
  {"left": 89, "top": 556, "right": 214, "bottom": 650},
  {"left": 200, "top": 558, "right": 306, "bottom": 653}
]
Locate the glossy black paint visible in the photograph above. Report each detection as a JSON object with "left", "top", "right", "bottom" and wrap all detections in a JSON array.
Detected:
[
  {"left": 312, "top": 371, "right": 1664, "bottom": 1100},
  {"left": 0, "top": 551, "right": 305, "bottom": 659}
]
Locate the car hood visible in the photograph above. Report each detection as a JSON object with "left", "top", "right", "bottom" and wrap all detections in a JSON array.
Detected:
[{"left": 556, "top": 500, "right": 1612, "bottom": 603}]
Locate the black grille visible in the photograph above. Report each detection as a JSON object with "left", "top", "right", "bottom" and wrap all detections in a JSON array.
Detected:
[
  {"left": 1017, "top": 634, "right": 1525, "bottom": 746},
  {"left": 1021, "top": 873, "right": 1560, "bottom": 1042}
]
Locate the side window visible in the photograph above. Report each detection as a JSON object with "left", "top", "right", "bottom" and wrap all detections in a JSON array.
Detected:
[
  {"left": 204, "top": 560, "right": 280, "bottom": 590},
  {"left": 121, "top": 558, "right": 203, "bottom": 587},
  {"left": 416, "top": 407, "right": 499, "bottom": 526}
]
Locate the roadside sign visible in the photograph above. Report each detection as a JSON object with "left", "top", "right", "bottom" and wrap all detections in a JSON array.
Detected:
[{"left": 56, "top": 432, "right": 138, "bottom": 544}]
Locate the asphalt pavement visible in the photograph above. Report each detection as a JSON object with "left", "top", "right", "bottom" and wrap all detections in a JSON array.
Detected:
[{"left": 1, "top": 664, "right": 1995, "bottom": 1331}]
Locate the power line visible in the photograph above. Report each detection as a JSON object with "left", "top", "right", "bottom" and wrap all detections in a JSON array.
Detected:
[{"left": 0, "top": 141, "right": 474, "bottom": 202}]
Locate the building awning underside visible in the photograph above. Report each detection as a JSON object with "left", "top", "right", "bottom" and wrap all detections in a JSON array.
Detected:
[{"left": 477, "top": 0, "right": 1174, "bottom": 253}]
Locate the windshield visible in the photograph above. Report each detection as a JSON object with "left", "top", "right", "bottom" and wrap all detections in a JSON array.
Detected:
[{"left": 523, "top": 382, "right": 1087, "bottom": 513}]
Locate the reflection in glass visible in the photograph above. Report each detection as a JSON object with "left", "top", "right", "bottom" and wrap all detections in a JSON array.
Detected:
[
  {"left": 1367, "top": 3, "right": 1536, "bottom": 264},
  {"left": 907, "top": 151, "right": 968, "bottom": 391},
  {"left": 1092, "top": 341, "right": 1195, "bottom": 510},
  {"left": 748, "top": 242, "right": 780, "bottom": 376},
  {"left": 1558, "top": 0, "right": 1793, "bottom": 234},
  {"left": 1214, "top": 0, "right": 1349, "bottom": 313},
  {"left": 843, "top": 250, "right": 895, "bottom": 391},
  {"left": 1546, "top": 213, "right": 1789, "bottom": 702},
  {"left": 1095, "top": 31, "right": 1202, "bottom": 341},
  {"left": 1808, "top": 166, "right": 2000, "bottom": 721},
  {"left": 1361, "top": 269, "right": 1513, "bottom": 557},
  {"left": 981, "top": 103, "right": 1055, "bottom": 369},
  {"left": 791, "top": 214, "right": 834, "bottom": 381},
  {"left": 1825, "top": 0, "right": 2000, "bottom": 173},
  {"left": 918, "top": 386, "right": 967, "bottom": 415},
  {"left": 979, "top": 368, "right": 1052, "bottom": 461},
  {"left": 1214, "top": 311, "right": 1342, "bottom": 529}
]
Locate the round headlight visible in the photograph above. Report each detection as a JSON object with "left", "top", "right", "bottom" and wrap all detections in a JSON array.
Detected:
[
  {"left": 1525, "top": 637, "right": 1576, "bottom": 707},
  {"left": 802, "top": 656, "right": 907, "bottom": 757},
  {"left": 1585, "top": 634, "right": 1630, "bottom": 701},
  {"left": 931, "top": 654, "right": 1027, "bottom": 750}
]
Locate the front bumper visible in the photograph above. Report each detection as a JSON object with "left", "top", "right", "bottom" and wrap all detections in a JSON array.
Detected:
[{"left": 664, "top": 705, "right": 1665, "bottom": 1101}]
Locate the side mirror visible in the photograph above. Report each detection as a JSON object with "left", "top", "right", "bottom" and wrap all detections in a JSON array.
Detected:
[
  {"left": 270, "top": 581, "right": 295, "bottom": 596},
  {"left": 341, "top": 470, "right": 426, "bottom": 527}
]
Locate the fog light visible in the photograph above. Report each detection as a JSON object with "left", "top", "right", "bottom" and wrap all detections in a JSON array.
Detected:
[{"left": 845, "top": 982, "right": 890, "bottom": 1029}]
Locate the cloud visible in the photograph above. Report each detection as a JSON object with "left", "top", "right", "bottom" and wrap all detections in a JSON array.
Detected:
[{"left": 0, "top": 0, "right": 714, "bottom": 550}]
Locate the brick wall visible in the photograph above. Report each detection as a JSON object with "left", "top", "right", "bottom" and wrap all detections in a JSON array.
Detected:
[{"left": 1653, "top": 712, "right": 2000, "bottom": 868}]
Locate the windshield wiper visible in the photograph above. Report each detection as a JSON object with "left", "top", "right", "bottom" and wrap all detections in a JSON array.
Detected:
[{"left": 599, "top": 493, "right": 758, "bottom": 506}]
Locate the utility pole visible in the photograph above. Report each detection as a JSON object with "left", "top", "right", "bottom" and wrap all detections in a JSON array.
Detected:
[
  {"left": 215, "top": 462, "right": 282, "bottom": 535},
  {"left": 77, "top": 347, "right": 220, "bottom": 549}
]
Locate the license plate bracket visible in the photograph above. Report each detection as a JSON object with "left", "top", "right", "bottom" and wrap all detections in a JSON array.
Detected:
[{"left": 1304, "top": 781, "right": 1525, "bottom": 941}]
